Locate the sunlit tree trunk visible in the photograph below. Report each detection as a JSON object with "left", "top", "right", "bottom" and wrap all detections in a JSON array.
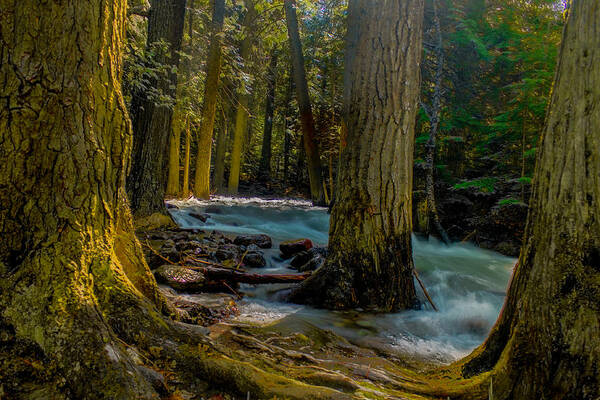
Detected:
[
  {"left": 194, "top": 0, "right": 225, "bottom": 199},
  {"left": 0, "top": 1, "right": 173, "bottom": 397},
  {"left": 181, "top": 116, "right": 192, "bottom": 197},
  {"left": 290, "top": 0, "right": 424, "bottom": 311},
  {"left": 228, "top": 0, "right": 256, "bottom": 194},
  {"left": 259, "top": 51, "right": 278, "bottom": 181},
  {"left": 127, "top": 0, "right": 186, "bottom": 216},
  {"left": 284, "top": 0, "right": 325, "bottom": 205},
  {"left": 448, "top": 2, "right": 600, "bottom": 398}
]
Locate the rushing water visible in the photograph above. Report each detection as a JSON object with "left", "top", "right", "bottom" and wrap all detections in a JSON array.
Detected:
[{"left": 168, "top": 196, "right": 515, "bottom": 363}]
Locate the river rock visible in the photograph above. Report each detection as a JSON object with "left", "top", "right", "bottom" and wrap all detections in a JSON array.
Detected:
[
  {"left": 205, "top": 205, "right": 224, "bottom": 214},
  {"left": 233, "top": 234, "right": 272, "bottom": 249},
  {"left": 189, "top": 212, "right": 209, "bottom": 223},
  {"left": 280, "top": 238, "right": 313, "bottom": 258},
  {"left": 215, "top": 244, "right": 241, "bottom": 262},
  {"left": 297, "top": 254, "right": 325, "bottom": 272},
  {"left": 290, "top": 247, "right": 327, "bottom": 269},
  {"left": 243, "top": 251, "right": 267, "bottom": 268},
  {"left": 154, "top": 265, "right": 206, "bottom": 292}
]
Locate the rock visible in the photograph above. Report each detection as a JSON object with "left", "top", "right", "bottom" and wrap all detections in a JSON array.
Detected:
[
  {"left": 243, "top": 251, "right": 267, "bottom": 268},
  {"left": 233, "top": 234, "right": 272, "bottom": 249},
  {"left": 137, "top": 365, "right": 168, "bottom": 395},
  {"left": 215, "top": 244, "right": 241, "bottom": 262},
  {"left": 290, "top": 247, "right": 327, "bottom": 269},
  {"left": 154, "top": 265, "right": 206, "bottom": 292},
  {"left": 189, "top": 212, "right": 209, "bottom": 223},
  {"left": 166, "top": 203, "right": 178, "bottom": 209},
  {"left": 178, "top": 240, "right": 203, "bottom": 252},
  {"left": 280, "top": 238, "right": 313, "bottom": 258}
]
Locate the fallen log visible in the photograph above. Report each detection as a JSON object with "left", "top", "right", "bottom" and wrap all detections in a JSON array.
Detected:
[{"left": 186, "top": 265, "right": 311, "bottom": 285}]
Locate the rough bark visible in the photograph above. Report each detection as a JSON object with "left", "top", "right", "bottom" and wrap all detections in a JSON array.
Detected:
[
  {"left": 213, "top": 107, "right": 228, "bottom": 192},
  {"left": 290, "top": 0, "right": 424, "bottom": 311},
  {"left": 194, "top": 0, "right": 225, "bottom": 199},
  {"left": 424, "top": 0, "right": 450, "bottom": 244},
  {"left": 167, "top": 105, "right": 183, "bottom": 196},
  {"left": 127, "top": 0, "right": 187, "bottom": 216},
  {"left": 449, "top": 2, "right": 600, "bottom": 398},
  {"left": 228, "top": 0, "right": 256, "bottom": 195},
  {"left": 258, "top": 51, "right": 278, "bottom": 181},
  {"left": 284, "top": 0, "right": 325, "bottom": 205},
  {"left": 0, "top": 1, "right": 173, "bottom": 398}
]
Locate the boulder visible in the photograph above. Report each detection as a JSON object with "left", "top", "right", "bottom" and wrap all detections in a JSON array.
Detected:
[
  {"left": 189, "top": 212, "right": 209, "bottom": 223},
  {"left": 243, "top": 251, "right": 267, "bottom": 268},
  {"left": 290, "top": 247, "right": 327, "bottom": 269},
  {"left": 233, "top": 234, "right": 272, "bottom": 249},
  {"left": 297, "top": 255, "right": 324, "bottom": 273},
  {"left": 215, "top": 244, "right": 241, "bottom": 262},
  {"left": 154, "top": 265, "right": 206, "bottom": 292},
  {"left": 280, "top": 238, "right": 313, "bottom": 258}
]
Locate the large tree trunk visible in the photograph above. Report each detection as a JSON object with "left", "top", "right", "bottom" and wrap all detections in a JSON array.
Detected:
[
  {"left": 290, "top": 0, "right": 424, "bottom": 311},
  {"left": 258, "top": 51, "right": 278, "bottom": 182},
  {"left": 228, "top": 0, "right": 256, "bottom": 195},
  {"left": 283, "top": 75, "right": 294, "bottom": 184},
  {"left": 213, "top": 107, "right": 229, "bottom": 192},
  {"left": 127, "top": 0, "right": 187, "bottom": 217},
  {"left": 0, "top": 1, "right": 173, "bottom": 398},
  {"left": 194, "top": 0, "right": 226, "bottom": 199},
  {"left": 445, "top": 2, "right": 600, "bottom": 398},
  {"left": 424, "top": 0, "right": 450, "bottom": 244},
  {"left": 284, "top": 0, "right": 325, "bottom": 205}
]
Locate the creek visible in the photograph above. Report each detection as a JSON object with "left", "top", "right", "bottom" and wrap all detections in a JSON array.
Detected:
[{"left": 168, "top": 196, "right": 515, "bottom": 364}]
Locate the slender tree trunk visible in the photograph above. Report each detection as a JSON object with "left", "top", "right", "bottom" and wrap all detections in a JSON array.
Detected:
[
  {"left": 167, "top": 106, "right": 183, "bottom": 196},
  {"left": 127, "top": 0, "right": 187, "bottom": 217},
  {"left": 424, "top": 0, "right": 450, "bottom": 244},
  {"left": 182, "top": 116, "right": 192, "bottom": 197},
  {"left": 283, "top": 74, "right": 294, "bottom": 184},
  {"left": 284, "top": 0, "right": 325, "bottom": 205},
  {"left": 259, "top": 51, "right": 278, "bottom": 181},
  {"left": 290, "top": 0, "right": 424, "bottom": 311},
  {"left": 0, "top": 1, "right": 173, "bottom": 398},
  {"left": 228, "top": 0, "right": 256, "bottom": 194},
  {"left": 448, "top": 2, "right": 600, "bottom": 398},
  {"left": 194, "top": 0, "right": 226, "bottom": 199},
  {"left": 167, "top": 0, "right": 195, "bottom": 197},
  {"left": 213, "top": 107, "right": 229, "bottom": 192}
]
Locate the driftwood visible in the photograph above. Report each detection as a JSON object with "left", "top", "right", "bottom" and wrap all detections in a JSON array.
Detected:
[
  {"left": 186, "top": 265, "right": 311, "bottom": 285},
  {"left": 412, "top": 268, "right": 438, "bottom": 312}
]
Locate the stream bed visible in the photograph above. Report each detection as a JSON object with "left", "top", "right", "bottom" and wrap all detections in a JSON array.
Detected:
[{"left": 168, "top": 196, "right": 515, "bottom": 364}]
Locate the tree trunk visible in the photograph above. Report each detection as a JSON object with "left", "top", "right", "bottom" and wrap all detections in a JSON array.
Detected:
[
  {"left": 283, "top": 74, "right": 294, "bottom": 184},
  {"left": 213, "top": 107, "right": 229, "bottom": 192},
  {"left": 167, "top": 0, "right": 196, "bottom": 198},
  {"left": 194, "top": 0, "right": 226, "bottom": 199},
  {"left": 227, "top": 0, "right": 256, "bottom": 195},
  {"left": 451, "top": 2, "right": 600, "bottom": 398},
  {"left": 0, "top": 1, "right": 173, "bottom": 398},
  {"left": 284, "top": 0, "right": 325, "bottom": 205},
  {"left": 424, "top": 0, "right": 450, "bottom": 244},
  {"left": 259, "top": 51, "right": 278, "bottom": 181},
  {"left": 127, "top": 0, "right": 187, "bottom": 217},
  {"left": 290, "top": 0, "right": 424, "bottom": 311},
  {"left": 167, "top": 106, "right": 183, "bottom": 196},
  {"left": 181, "top": 116, "right": 192, "bottom": 197}
]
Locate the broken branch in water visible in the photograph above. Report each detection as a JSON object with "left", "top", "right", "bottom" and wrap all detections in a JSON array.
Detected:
[
  {"left": 413, "top": 268, "right": 438, "bottom": 312},
  {"left": 185, "top": 264, "right": 311, "bottom": 284}
]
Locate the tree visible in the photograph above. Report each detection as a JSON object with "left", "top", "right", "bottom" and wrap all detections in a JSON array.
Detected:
[
  {"left": 421, "top": 0, "right": 451, "bottom": 244},
  {"left": 194, "top": 0, "right": 226, "bottom": 199},
  {"left": 127, "top": 0, "right": 187, "bottom": 216},
  {"left": 258, "top": 50, "right": 278, "bottom": 181},
  {"left": 228, "top": 0, "right": 257, "bottom": 195},
  {"left": 0, "top": 1, "right": 173, "bottom": 397},
  {"left": 290, "top": 0, "right": 425, "bottom": 311},
  {"left": 450, "top": 1, "right": 600, "bottom": 397},
  {"left": 284, "top": 0, "right": 325, "bottom": 205}
]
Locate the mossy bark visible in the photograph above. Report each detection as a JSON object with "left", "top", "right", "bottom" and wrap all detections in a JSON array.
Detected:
[
  {"left": 0, "top": 1, "right": 174, "bottom": 398},
  {"left": 166, "top": 105, "right": 182, "bottom": 196},
  {"left": 193, "top": 0, "right": 225, "bottom": 199},
  {"left": 290, "top": 0, "right": 424, "bottom": 311},
  {"left": 127, "top": 0, "right": 186, "bottom": 216},
  {"left": 259, "top": 51, "right": 278, "bottom": 182}
]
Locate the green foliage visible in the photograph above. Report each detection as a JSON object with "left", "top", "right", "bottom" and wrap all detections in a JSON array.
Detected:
[
  {"left": 518, "top": 176, "right": 532, "bottom": 185},
  {"left": 499, "top": 197, "right": 520, "bottom": 206},
  {"left": 454, "top": 178, "right": 497, "bottom": 193}
]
